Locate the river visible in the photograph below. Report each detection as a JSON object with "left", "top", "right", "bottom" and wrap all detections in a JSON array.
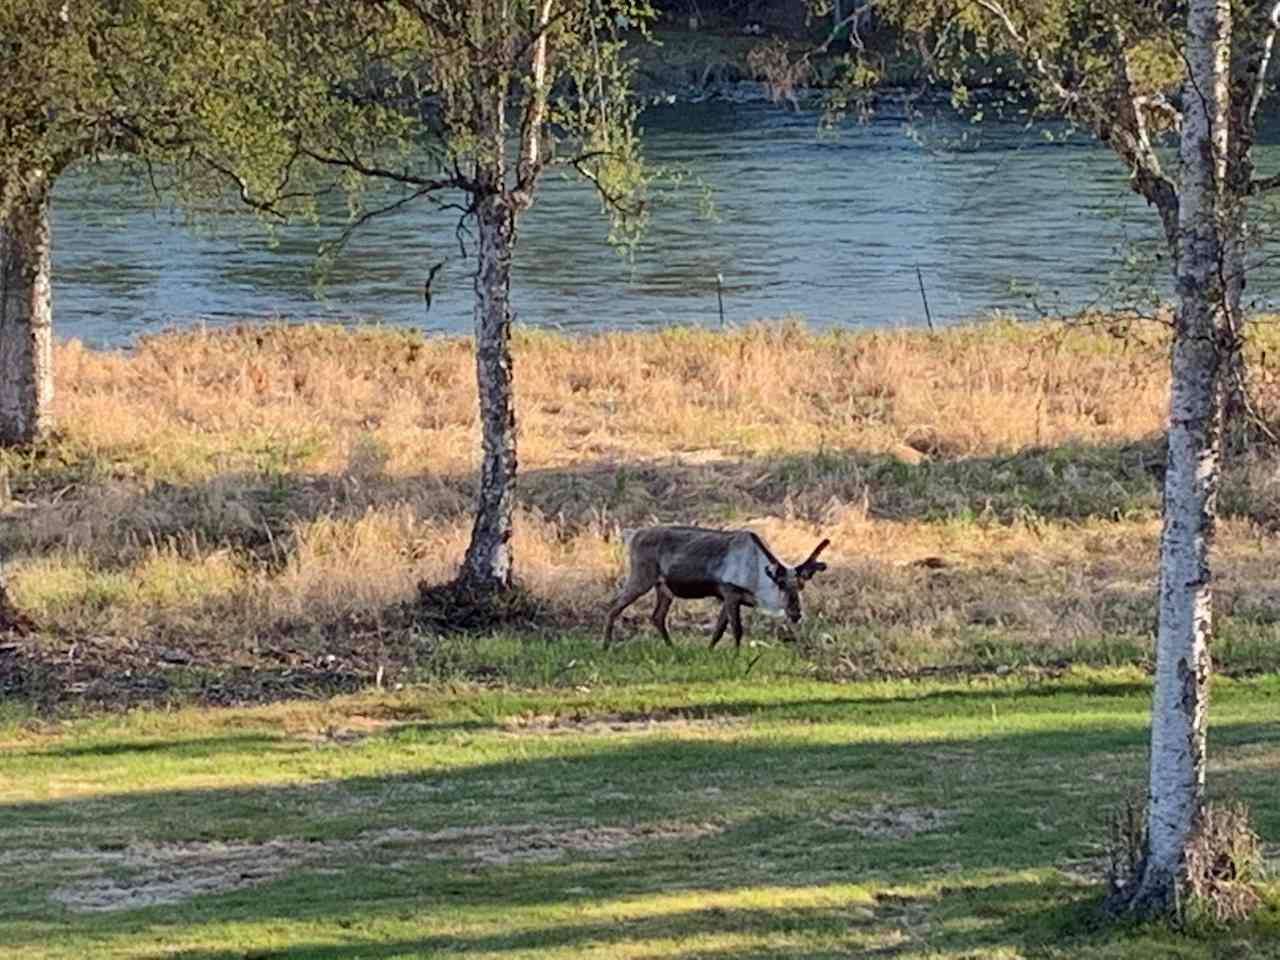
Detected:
[{"left": 50, "top": 97, "right": 1275, "bottom": 348}]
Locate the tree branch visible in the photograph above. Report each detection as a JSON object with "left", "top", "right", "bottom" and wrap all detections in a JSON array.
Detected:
[
  {"left": 969, "top": 0, "right": 1077, "bottom": 107},
  {"left": 1249, "top": 1, "right": 1280, "bottom": 125},
  {"left": 318, "top": 184, "right": 450, "bottom": 259},
  {"left": 566, "top": 152, "right": 645, "bottom": 220},
  {"left": 1248, "top": 172, "right": 1280, "bottom": 194},
  {"left": 1108, "top": 47, "right": 1180, "bottom": 250},
  {"left": 302, "top": 146, "right": 468, "bottom": 193},
  {"left": 516, "top": 0, "right": 554, "bottom": 203}
]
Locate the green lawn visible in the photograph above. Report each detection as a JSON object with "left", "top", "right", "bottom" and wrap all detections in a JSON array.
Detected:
[{"left": 2, "top": 664, "right": 1277, "bottom": 958}]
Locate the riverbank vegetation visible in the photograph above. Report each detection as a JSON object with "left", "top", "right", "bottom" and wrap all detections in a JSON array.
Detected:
[{"left": 4, "top": 317, "right": 1280, "bottom": 711}]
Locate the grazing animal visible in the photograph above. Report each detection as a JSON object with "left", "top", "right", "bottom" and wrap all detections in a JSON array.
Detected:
[{"left": 604, "top": 526, "right": 830, "bottom": 649}]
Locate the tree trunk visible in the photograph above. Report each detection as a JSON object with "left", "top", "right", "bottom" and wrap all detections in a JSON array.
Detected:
[
  {"left": 0, "top": 174, "right": 55, "bottom": 446},
  {"left": 458, "top": 190, "right": 519, "bottom": 593},
  {"left": 1125, "top": 0, "right": 1227, "bottom": 919}
]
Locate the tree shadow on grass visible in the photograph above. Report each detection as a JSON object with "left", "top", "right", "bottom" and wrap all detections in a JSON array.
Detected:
[
  {"left": 10, "top": 732, "right": 284, "bottom": 761},
  {"left": 146, "top": 878, "right": 1105, "bottom": 960},
  {"left": 4, "top": 718, "right": 1277, "bottom": 953}
]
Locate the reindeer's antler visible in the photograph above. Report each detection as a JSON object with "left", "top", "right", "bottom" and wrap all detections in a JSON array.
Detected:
[{"left": 796, "top": 538, "right": 830, "bottom": 578}]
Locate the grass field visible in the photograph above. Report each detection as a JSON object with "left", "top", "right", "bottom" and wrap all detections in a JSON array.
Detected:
[
  {"left": 2, "top": 666, "right": 1279, "bottom": 958},
  {"left": 2, "top": 317, "right": 1280, "bottom": 954},
  {"left": 4, "top": 317, "right": 1280, "bottom": 707}
]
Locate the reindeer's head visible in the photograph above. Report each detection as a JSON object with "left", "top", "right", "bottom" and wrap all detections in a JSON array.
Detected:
[{"left": 765, "top": 538, "right": 830, "bottom": 623}]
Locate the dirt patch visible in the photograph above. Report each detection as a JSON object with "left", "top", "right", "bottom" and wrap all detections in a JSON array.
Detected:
[
  {"left": 414, "top": 579, "right": 553, "bottom": 634},
  {"left": 0, "top": 581, "right": 34, "bottom": 634},
  {"left": 0, "top": 632, "right": 384, "bottom": 713},
  {"left": 293, "top": 714, "right": 411, "bottom": 745},
  {"left": 33, "top": 818, "right": 722, "bottom": 912},
  {"left": 827, "top": 805, "right": 956, "bottom": 840},
  {"left": 45, "top": 840, "right": 311, "bottom": 912},
  {"left": 368, "top": 819, "right": 722, "bottom": 865},
  {"left": 501, "top": 708, "right": 746, "bottom": 736}
]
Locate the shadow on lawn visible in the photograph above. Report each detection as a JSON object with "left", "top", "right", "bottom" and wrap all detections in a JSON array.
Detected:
[
  {"left": 19, "top": 732, "right": 284, "bottom": 761},
  {"left": 5, "top": 718, "right": 1278, "bottom": 955},
  {"left": 150, "top": 879, "right": 1103, "bottom": 960},
  {"left": 4, "top": 672, "right": 1158, "bottom": 761}
]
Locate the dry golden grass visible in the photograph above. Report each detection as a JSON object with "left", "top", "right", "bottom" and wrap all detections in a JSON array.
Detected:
[
  {"left": 51, "top": 315, "right": 1175, "bottom": 478},
  {"left": 4, "top": 316, "right": 1280, "bottom": 693}
]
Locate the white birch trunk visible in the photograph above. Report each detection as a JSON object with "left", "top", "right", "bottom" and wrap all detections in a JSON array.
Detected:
[
  {"left": 459, "top": 189, "right": 519, "bottom": 591},
  {"left": 1129, "top": 0, "right": 1229, "bottom": 917},
  {"left": 0, "top": 173, "right": 55, "bottom": 446}
]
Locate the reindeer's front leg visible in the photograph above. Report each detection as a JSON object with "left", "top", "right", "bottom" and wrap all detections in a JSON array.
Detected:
[
  {"left": 728, "top": 595, "right": 746, "bottom": 649},
  {"left": 708, "top": 587, "right": 748, "bottom": 650},
  {"left": 605, "top": 571, "right": 657, "bottom": 647},
  {"left": 650, "top": 583, "right": 675, "bottom": 646},
  {"left": 709, "top": 603, "right": 730, "bottom": 649}
]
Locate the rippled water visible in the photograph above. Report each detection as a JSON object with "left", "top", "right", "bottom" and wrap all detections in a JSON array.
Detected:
[{"left": 50, "top": 99, "right": 1275, "bottom": 347}]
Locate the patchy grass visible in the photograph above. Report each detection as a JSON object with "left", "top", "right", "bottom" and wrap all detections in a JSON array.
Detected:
[
  {"left": 3, "top": 318, "right": 1280, "bottom": 709},
  {"left": 1, "top": 670, "right": 1278, "bottom": 957}
]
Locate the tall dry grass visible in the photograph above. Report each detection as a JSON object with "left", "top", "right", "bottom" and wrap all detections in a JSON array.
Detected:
[
  {"left": 4, "top": 316, "right": 1280, "bottom": 675},
  {"left": 52, "top": 316, "right": 1175, "bottom": 479}
]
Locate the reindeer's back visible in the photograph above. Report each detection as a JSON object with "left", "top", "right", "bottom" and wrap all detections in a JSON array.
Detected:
[{"left": 625, "top": 526, "right": 754, "bottom": 580}]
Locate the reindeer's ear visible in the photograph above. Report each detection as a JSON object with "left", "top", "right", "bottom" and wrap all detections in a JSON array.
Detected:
[
  {"left": 766, "top": 563, "right": 787, "bottom": 584},
  {"left": 796, "top": 561, "right": 827, "bottom": 581}
]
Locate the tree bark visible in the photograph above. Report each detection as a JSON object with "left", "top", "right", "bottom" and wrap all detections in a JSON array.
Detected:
[
  {"left": 1126, "top": 0, "right": 1228, "bottom": 919},
  {"left": 1220, "top": 205, "right": 1253, "bottom": 452},
  {"left": 0, "top": 174, "right": 55, "bottom": 447},
  {"left": 458, "top": 189, "right": 519, "bottom": 593}
]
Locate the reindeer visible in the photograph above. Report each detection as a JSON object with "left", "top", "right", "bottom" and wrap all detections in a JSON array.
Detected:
[{"left": 604, "top": 526, "right": 830, "bottom": 649}]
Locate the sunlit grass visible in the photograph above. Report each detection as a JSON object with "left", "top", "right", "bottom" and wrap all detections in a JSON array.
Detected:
[{"left": 1, "top": 671, "right": 1278, "bottom": 958}]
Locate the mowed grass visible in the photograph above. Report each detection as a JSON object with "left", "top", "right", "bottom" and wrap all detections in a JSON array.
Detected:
[
  {"left": 1, "top": 669, "right": 1279, "bottom": 958},
  {"left": 5, "top": 316, "right": 1280, "bottom": 706}
]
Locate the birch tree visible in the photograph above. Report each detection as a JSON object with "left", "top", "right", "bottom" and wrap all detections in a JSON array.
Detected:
[
  {"left": 857, "top": 0, "right": 1277, "bottom": 918},
  {"left": 308, "top": 0, "right": 650, "bottom": 594},
  {"left": 0, "top": 0, "right": 398, "bottom": 446},
  {"left": 1131, "top": 0, "right": 1229, "bottom": 918}
]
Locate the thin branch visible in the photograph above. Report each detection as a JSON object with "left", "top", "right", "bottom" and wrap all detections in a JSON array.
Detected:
[
  {"left": 814, "top": 6, "right": 874, "bottom": 56},
  {"left": 318, "top": 184, "right": 447, "bottom": 259},
  {"left": 1248, "top": 172, "right": 1280, "bottom": 194},
  {"left": 568, "top": 154, "right": 645, "bottom": 220},
  {"left": 516, "top": 0, "right": 554, "bottom": 201},
  {"left": 1249, "top": 1, "right": 1280, "bottom": 124},
  {"left": 181, "top": 152, "right": 289, "bottom": 220},
  {"left": 454, "top": 207, "right": 474, "bottom": 258},
  {"left": 303, "top": 146, "right": 468, "bottom": 192},
  {"left": 970, "top": 0, "right": 1076, "bottom": 106},
  {"left": 512, "top": 2, "right": 578, "bottom": 65},
  {"left": 1109, "top": 46, "right": 1180, "bottom": 249}
]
